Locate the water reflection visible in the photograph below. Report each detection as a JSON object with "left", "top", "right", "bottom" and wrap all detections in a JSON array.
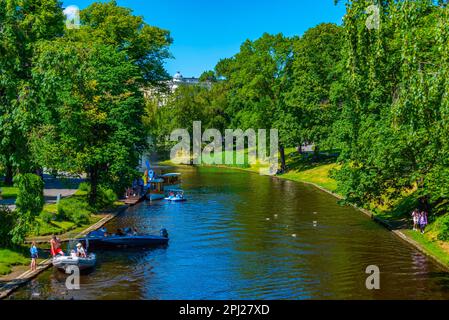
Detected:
[{"left": 10, "top": 166, "right": 449, "bottom": 300}]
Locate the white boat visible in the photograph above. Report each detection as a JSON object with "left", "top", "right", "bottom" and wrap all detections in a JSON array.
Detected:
[
  {"left": 165, "top": 189, "right": 187, "bottom": 202},
  {"left": 52, "top": 253, "right": 96, "bottom": 271}
]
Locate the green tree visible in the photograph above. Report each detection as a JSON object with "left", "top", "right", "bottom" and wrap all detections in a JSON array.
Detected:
[
  {"left": 199, "top": 70, "right": 217, "bottom": 83},
  {"left": 11, "top": 173, "right": 44, "bottom": 244},
  {"left": 78, "top": 0, "right": 172, "bottom": 86},
  {"left": 0, "top": 0, "right": 64, "bottom": 185},
  {"left": 333, "top": 0, "right": 448, "bottom": 211},
  {"left": 216, "top": 33, "right": 295, "bottom": 171},
  {"left": 285, "top": 23, "right": 343, "bottom": 153},
  {"left": 0, "top": 206, "right": 16, "bottom": 247},
  {"left": 29, "top": 39, "right": 146, "bottom": 205}
]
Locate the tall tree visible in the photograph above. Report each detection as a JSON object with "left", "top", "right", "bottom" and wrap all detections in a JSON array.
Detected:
[
  {"left": 29, "top": 39, "right": 146, "bottom": 205},
  {"left": 285, "top": 23, "right": 343, "bottom": 153},
  {"left": 0, "top": 0, "right": 64, "bottom": 184},
  {"left": 217, "top": 33, "right": 295, "bottom": 171},
  {"left": 78, "top": 0, "right": 172, "bottom": 85}
]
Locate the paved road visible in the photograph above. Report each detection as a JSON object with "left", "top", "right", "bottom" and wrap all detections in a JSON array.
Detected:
[{"left": 0, "top": 174, "right": 84, "bottom": 210}]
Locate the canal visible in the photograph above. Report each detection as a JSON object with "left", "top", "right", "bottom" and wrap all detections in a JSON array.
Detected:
[{"left": 10, "top": 166, "right": 449, "bottom": 299}]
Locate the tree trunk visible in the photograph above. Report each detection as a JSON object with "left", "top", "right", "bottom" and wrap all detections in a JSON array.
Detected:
[
  {"left": 313, "top": 145, "right": 320, "bottom": 162},
  {"left": 4, "top": 164, "right": 14, "bottom": 186},
  {"left": 89, "top": 165, "right": 99, "bottom": 206},
  {"left": 279, "top": 145, "right": 286, "bottom": 173}
]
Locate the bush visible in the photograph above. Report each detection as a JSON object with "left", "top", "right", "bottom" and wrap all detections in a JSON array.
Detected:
[
  {"left": 39, "top": 211, "right": 54, "bottom": 224},
  {"left": 79, "top": 182, "right": 91, "bottom": 192},
  {"left": 436, "top": 214, "right": 449, "bottom": 241},
  {"left": 57, "top": 198, "right": 91, "bottom": 226},
  {"left": 0, "top": 206, "right": 16, "bottom": 247},
  {"left": 95, "top": 186, "right": 118, "bottom": 209}
]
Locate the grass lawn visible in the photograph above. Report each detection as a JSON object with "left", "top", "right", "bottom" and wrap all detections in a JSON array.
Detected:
[
  {"left": 0, "top": 182, "right": 19, "bottom": 199},
  {"left": 282, "top": 163, "right": 339, "bottom": 191},
  {"left": 0, "top": 249, "right": 29, "bottom": 276}
]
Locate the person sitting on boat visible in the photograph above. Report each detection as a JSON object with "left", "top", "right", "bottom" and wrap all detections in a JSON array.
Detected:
[
  {"left": 132, "top": 227, "right": 138, "bottom": 236},
  {"left": 116, "top": 228, "right": 125, "bottom": 236},
  {"left": 76, "top": 243, "right": 87, "bottom": 258},
  {"left": 50, "top": 235, "right": 64, "bottom": 257}
]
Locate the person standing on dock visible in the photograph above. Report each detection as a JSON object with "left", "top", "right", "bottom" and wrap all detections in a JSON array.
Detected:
[
  {"left": 30, "top": 242, "right": 38, "bottom": 271},
  {"left": 50, "top": 235, "right": 64, "bottom": 256}
]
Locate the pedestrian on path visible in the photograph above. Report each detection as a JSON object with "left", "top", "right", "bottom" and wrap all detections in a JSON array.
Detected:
[
  {"left": 419, "top": 211, "right": 428, "bottom": 234},
  {"left": 411, "top": 209, "right": 419, "bottom": 231}
]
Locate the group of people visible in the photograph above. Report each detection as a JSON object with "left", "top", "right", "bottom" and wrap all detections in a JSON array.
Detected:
[
  {"left": 411, "top": 209, "right": 428, "bottom": 234},
  {"left": 29, "top": 236, "right": 87, "bottom": 271}
]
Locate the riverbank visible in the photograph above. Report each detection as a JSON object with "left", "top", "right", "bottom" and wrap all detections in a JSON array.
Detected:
[{"left": 161, "top": 151, "right": 449, "bottom": 271}]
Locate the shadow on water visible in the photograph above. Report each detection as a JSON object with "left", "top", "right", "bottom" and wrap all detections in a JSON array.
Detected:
[{"left": 9, "top": 166, "right": 449, "bottom": 300}]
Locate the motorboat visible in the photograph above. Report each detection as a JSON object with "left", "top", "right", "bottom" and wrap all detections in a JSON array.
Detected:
[
  {"left": 165, "top": 189, "right": 187, "bottom": 202},
  {"left": 52, "top": 253, "right": 96, "bottom": 272},
  {"left": 84, "top": 228, "right": 169, "bottom": 248}
]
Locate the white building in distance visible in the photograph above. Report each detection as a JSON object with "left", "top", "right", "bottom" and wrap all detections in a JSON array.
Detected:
[{"left": 143, "top": 71, "right": 212, "bottom": 106}]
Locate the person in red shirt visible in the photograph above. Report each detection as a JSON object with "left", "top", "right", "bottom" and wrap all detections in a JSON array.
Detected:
[{"left": 50, "top": 235, "right": 64, "bottom": 256}]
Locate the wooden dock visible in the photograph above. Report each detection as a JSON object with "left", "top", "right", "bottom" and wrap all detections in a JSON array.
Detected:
[{"left": 119, "top": 195, "right": 146, "bottom": 206}]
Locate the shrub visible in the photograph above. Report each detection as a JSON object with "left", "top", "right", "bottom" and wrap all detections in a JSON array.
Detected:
[
  {"left": 39, "top": 211, "right": 54, "bottom": 224},
  {"left": 79, "top": 182, "right": 91, "bottom": 192},
  {"left": 69, "top": 210, "right": 90, "bottom": 226},
  {"left": 57, "top": 198, "right": 91, "bottom": 226},
  {"left": 95, "top": 186, "right": 118, "bottom": 209},
  {"left": 436, "top": 214, "right": 449, "bottom": 241},
  {"left": 0, "top": 206, "right": 16, "bottom": 247},
  {"left": 11, "top": 174, "right": 44, "bottom": 244}
]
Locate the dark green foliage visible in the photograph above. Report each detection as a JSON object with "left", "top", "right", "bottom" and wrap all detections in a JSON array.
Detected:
[
  {"left": 0, "top": 206, "right": 16, "bottom": 247},
  {"left": 11, "top": 174, "right": 44, "bottom": 244},
  {"left": 39, "top": 211, "right": 54, "bottom": 224},
  {"left": 79, "top": 182, "right": 91, "bottom": 193}
]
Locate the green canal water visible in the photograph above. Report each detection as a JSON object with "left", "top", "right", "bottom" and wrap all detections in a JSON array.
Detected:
[{"left": 10, "top": 166, "right": 449, "bottom": 299}]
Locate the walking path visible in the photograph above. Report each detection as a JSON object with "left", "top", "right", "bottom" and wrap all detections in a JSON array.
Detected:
[{"left": 0, "top": 174, "right": 82, "bottom": 211}]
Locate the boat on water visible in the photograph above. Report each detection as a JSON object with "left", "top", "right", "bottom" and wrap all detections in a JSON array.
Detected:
[
  {"left": 145, "top": 178, "right": 166, "bottom": 201},
  {"left": 52, "top": 240, "right": 96, "bottom": 272},
  {"left": 84, "top": 228, "right": 169, "bottom": 248},
  {"left": 144, "top": 172, "right": 183, "bottom": 201},
  {"left": 52, "top": 253, "right": 96, "bottom": 272},
  {"left": 165, "top": 189, "right": 187, "bottom": 202}
]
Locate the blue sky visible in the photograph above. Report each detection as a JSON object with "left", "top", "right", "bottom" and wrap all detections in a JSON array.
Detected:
[{"left": 63, "top": 0, "right": 346, "bottom": 77}]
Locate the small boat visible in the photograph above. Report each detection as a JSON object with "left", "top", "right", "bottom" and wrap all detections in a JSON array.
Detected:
[
  {"left": 52, "top": 253, "right": 96, "bottom": 272},
  {"left": 84, "top": 228, "right": 169, "bottom": 248},
  {"left": 145, "top": 178, "right": 166, "bottom": 201},
  {"left": 165, "top": 189, "right": 187, "bottom": 202}
]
